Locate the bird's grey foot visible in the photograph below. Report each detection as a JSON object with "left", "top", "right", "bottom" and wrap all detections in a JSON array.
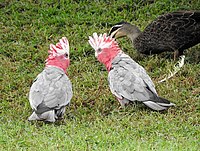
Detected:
[
  {"left": 158, "top": 55, "right": 185, "bottom": 83},
  {"left": 117, "top": 98, "right": 129, "bottom": 108}
]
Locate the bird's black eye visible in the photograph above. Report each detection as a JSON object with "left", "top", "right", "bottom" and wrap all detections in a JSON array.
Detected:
[
  {"left": 97, "top": 48, "right": 102, "bottom": 53},
  {"left": 65, "top": 53, "right": 68, "bottom": 58}
]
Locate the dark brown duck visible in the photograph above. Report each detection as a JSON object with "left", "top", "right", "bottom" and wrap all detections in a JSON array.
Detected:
[{"left": 109, "top": 11, "right": 200, "bottom": 59}]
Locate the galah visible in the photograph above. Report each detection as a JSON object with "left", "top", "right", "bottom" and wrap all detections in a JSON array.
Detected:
[
  {"left": 88, "top": 33, "right": 175, "bottom": 111},
  {"left": 28, "top": 37, "right": 73, "bottom": 122}
]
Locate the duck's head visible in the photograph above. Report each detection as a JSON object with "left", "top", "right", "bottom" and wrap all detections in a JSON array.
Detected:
[{"left": 108, "top": 21, "right": 141, "bottom": 41}]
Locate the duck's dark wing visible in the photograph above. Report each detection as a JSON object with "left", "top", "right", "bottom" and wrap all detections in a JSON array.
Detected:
[{"left": 135, "top": 11, "right": 200, "bottom": 55}]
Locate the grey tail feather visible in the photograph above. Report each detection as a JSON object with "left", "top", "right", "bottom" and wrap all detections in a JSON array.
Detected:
[
  {"left": 28, "top": 110, "right": 56, "bottom": 122},
  {"left": 143, "top": 97, "right": 175, "bottom": 111},
  {"left": 28, "top": 112, "right": 40, "bottom": 121}
]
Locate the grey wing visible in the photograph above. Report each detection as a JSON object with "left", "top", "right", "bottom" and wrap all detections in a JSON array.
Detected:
[
  {"left": 29, "top": 69, "right": 72, "bottom": 114},
  {"left": 29, "top": 72, "right": 47, "bottom": 111},
  {"left": 108, "top": 66, "right": 153, "bottom": 102},
  {"left": 39, "top": 73, "right": 72, "bottom": 114},
  {"left": 47, "top": 74, "right": 73, "bottom": 108},
  {"left": 132, "top": 63, "right": 157, "bottom": 94},
  {"left": 115, "top": 53, "right": 157, "bottom": 94},
  {"left": 110, "top": 53, "right": 174, "bottom": 110}
]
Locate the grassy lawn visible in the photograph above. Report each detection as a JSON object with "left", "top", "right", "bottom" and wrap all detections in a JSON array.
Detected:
[{"left": 0, "top": 0, "right": 199, "bottom": 150}]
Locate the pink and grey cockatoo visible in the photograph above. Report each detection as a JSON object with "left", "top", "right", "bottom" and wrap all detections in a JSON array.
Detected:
[
  {"left": 88, "top": 33, "right": 175, "bottom": 111},
  {"left": 28, "top": 37, "right": 73, "bottom": 122}
]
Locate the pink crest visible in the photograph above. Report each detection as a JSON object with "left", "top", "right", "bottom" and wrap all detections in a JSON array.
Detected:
[
  {"left": 88, "top": 33, "right": 121, "bottom": 71},
  {"left": 88, "top": 33, "right": 119, "bottom": 52},
  {"left": 48, "top": 37, "right": 69, "bottom": 58},
  {"left": 45, "top": 37, "right": 70, "bottom": 72}
]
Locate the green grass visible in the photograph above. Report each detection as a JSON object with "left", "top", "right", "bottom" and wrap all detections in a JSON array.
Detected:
[{"left": 0, "top": 0, "right": 199, "bottom": 150}]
